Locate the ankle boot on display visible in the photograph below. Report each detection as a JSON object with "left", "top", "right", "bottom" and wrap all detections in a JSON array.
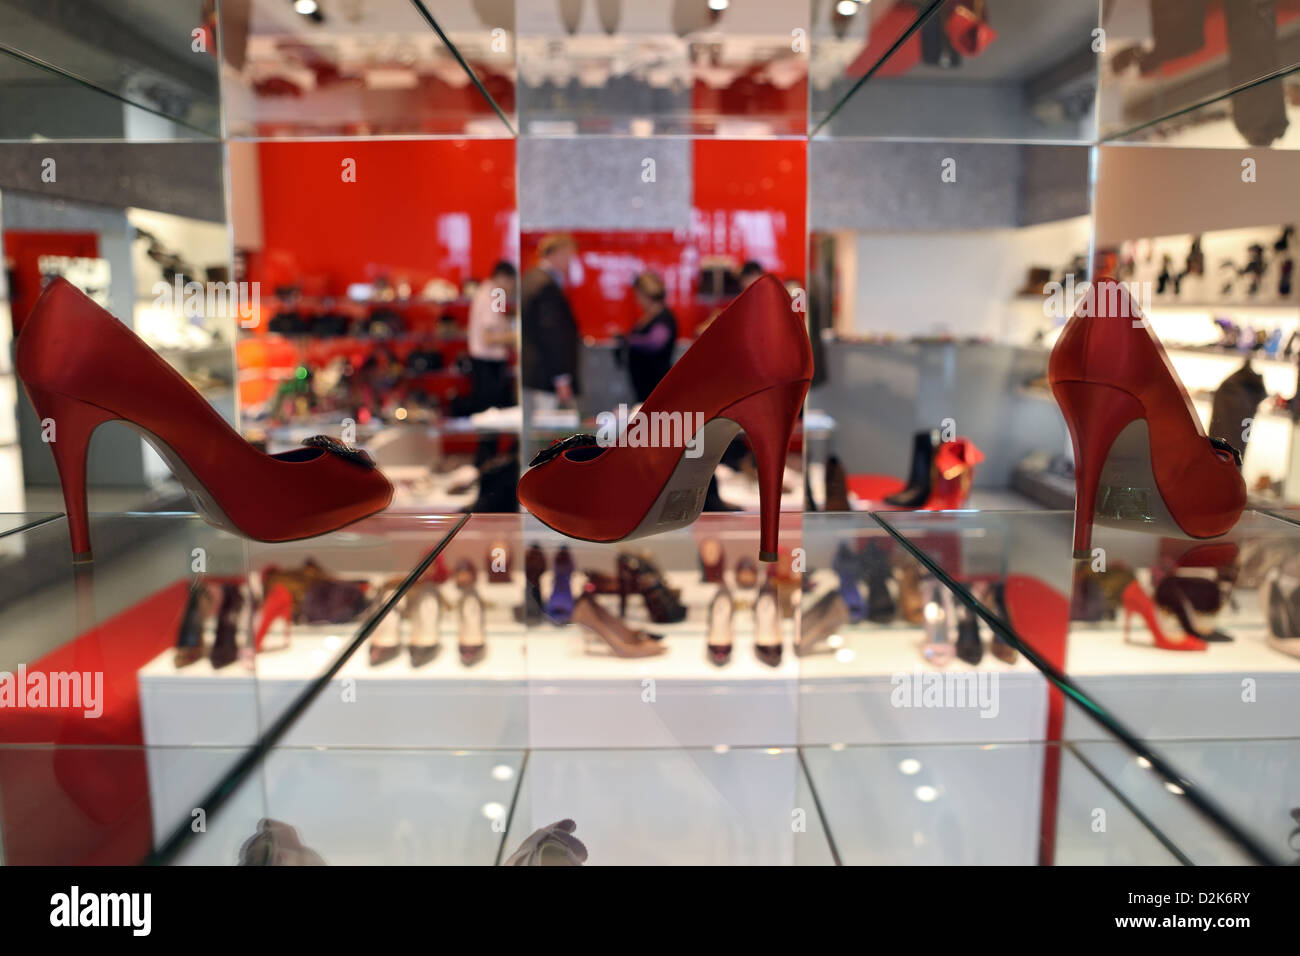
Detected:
[
  {"left": 954, "top": 595, "right": 984, "bottom": 665},
  {"left": 517, "top": 275, "right": 813, "bottom": 562},
  {"left": 1049, "top": 278, "right": 1246, "bottom": 557},
  {"left": 884, "top": 430, "right": 938, "bottom": 508},
  {"left": 986, "top": 583, "right": 1019, "bottom": 663},
  {"left": 211, "top": 583, "right": 243, "bottom": 670},
  {"left": 824, "top": 455, "right": 850, "bottom": 511},
  {"left": 15, "top": 278, "right": 394, "bottom": 561}
]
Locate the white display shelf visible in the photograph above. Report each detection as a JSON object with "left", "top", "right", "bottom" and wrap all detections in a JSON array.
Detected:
[
  {"left": 1062, "top": 587, "right": 1300, "bottom": 743},
  {"left": 138, "top": 562, "right": 1057, "bottom": 754}
]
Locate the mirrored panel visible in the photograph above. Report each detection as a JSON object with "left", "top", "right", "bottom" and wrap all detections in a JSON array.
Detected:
[
  {"left": 807, "top": 139, "right": 1091, "bottom": 512},
  {"left": 1092, "top": 144, "right": 1300, "bottom": 509},
  {"left": 811, "top": 0, "right": 1098, "bottom": 141},
  {"left": 0, "top": 511, "right": 458, "bottom": 865},
  {"left": 516, "top": 0, "right": 808, "bottom": 136},
  {"left": 221, "top": 0, "right": 512, "bottom": 137},
  {"left": 878, "top": 507, "right": 1300, "bottom": 864},
  {"left": 0, "top": 0, "right": 221, "bottom": 139},
  {"left": 1, "top": 142, "right": 233, "bottom": 514},
  {"left": 230, "top": 137, "right": 522, "bottom": 512},
  {"left": 1099, "top": 0, "right": 1300, "bottom": 146}
]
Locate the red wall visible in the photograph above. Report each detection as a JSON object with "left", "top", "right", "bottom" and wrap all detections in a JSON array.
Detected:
[
  {"left": 3, "top": 232, "right": 99, "bottom": 334},
  {"left": 249, "top": 139, "right": 516, "bottom": 295}
]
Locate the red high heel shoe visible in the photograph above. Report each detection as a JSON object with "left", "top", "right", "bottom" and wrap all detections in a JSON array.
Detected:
[
  {"left": 517, "top": 274, "right": 812, "bottom": 562},
  {"left": 15, "top": 278, "right": 393, "bottom": 561},
  {"left": 1121, "top": 579, "right": 1207, "bottom": 651},
  {"left": 1049, "top": 278, "right": 1245, "bottom": 558},
  {"left": 253, "top": 582, "right": 295, "bottom": 653}
]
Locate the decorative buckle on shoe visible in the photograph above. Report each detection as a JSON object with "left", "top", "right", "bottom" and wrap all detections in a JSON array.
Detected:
[
  {"left": 302, "top": 434, "right": 376, "bottom": 470},
  {"left": 529, "top": 433, "right": 599, "bottom": 468},
  {"left": 1207, "top": 436, "right": 1243, "bottom": 468}
]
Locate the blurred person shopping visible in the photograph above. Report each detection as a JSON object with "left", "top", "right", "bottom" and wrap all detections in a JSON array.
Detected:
[
  {"left": 521, "top": 234, "right": 581, "bottom": 421},
  {"left": 466, "top": 260, "right": 518, "bottom": 413},
  {"left": 620, "top": 270, "right": 678, "bottom": 404}
]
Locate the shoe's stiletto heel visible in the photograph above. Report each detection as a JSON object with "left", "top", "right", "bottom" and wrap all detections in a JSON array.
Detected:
[
  {"left": 719, "top": 379, "right": 807, "bottom": 561},
  {"left": 24, "top": 385, "right": 118, "bottom": 562},
  {"left": 1053, "top": 380, "right": 1143, "bottom": 558},
  {"left": 16, "top": 278, "right": 393, "bottom": 560},
  {"left": 1049, "top": 277, "right": 1245, "bottom": 557},
  {"left": 1121, "top": 579, "right": 1207, "bottom": 651}
]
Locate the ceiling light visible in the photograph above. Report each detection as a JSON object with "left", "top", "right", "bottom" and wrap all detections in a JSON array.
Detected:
[
  {"left": 294, "top": 0, "right": 319, "bottom": 15},
  {"left": 836, "top": 0, "right": 860, "bottom": 15},
  {"left": 708, "top": 0, "right": 730, "bottom": 10}
]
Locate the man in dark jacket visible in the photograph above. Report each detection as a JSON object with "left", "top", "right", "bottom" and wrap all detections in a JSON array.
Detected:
[{"left": 521, "top": 234, "right": 580, "bottom": 418}]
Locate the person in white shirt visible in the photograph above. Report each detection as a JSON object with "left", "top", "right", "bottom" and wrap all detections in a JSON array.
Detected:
[{"left": 466, "top": 260, "right": 517, "bottom": 412}]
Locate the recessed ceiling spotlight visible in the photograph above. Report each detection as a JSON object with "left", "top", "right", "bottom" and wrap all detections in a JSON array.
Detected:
[
  {"left": 708, "top": 0, "right": 730, "bottom": 11},
  {"left": 836, "top": 0, "right": 860, "bottom": 16},
  {"left": 294, "top": 0, "right": 319, "bottom": 14}
]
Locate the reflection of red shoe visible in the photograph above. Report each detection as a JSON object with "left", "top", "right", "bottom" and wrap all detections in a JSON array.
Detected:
[
  {"left": 1122, "top": 580, "right": 1207, "bottom": 651},
  {"left": 254, "top": 583, "right": 295, "bottom": 653},
  {"left": 16, "top": 279, "right": 393, "bottom": 561},
  {"left": 1049, "top": 278, "right": 1245, "bottom": 558},
  {"left": 518, "top": 275, "right": 812, "bottom": 562}
]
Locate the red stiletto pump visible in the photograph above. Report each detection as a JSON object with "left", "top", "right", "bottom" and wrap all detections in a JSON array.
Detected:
[
  {"left": 15, "top": 278, "right": 393, "bottom": 561},
  {"left": 1049, "top": 278, "right": 1245, "bottom": 558},
  {"left": 517, "top": 274, "right": 812, "bottom": 562},
  {"left": 1121, "top": 579, "right": 1207, "bottom": 651},
  {"left": 254, "top": 582, "right": 295, "bottom": 653}
]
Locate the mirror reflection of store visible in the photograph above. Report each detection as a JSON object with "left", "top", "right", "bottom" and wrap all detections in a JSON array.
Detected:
[
  {"left": 1, "top": 142, "right": 233, "bottom": 514},
  {"left": 230, "top": 138, "right": 522, "bottom": 513}
]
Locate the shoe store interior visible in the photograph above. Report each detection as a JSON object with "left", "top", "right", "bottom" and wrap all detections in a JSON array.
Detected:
[{"left": 2, "top": 0, "right": 1300, "bottom": 867}]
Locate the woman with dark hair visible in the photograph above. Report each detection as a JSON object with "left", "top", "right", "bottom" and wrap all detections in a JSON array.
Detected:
[{"left": 623, "top": 270, "right": 677, "bottom": 404}]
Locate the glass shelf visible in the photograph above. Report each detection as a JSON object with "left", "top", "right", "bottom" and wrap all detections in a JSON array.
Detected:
[
  {"left": 0, "top": 509, "right": 1261, "bottom": 864},
  {"left": 0, "top": 0, "right": 220, "bottom": 140},
  {"left": 0, "top": 511, "right": 462, "bottom": 865},
  {"left": 877, "top": 506, "right": 1300, "bottom": 864},
  {"left": 1098, "top": 1, "right": 1300, "bottom": 148},
  {"left": 811, "top": 0, "right": 1099, "bottom": 143}
]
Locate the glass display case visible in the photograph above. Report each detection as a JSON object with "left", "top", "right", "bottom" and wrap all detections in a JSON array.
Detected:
[{"left": 2, "top": 1, "right": 1300, "bottom": 868}]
